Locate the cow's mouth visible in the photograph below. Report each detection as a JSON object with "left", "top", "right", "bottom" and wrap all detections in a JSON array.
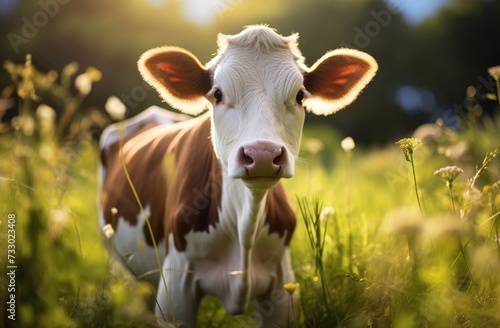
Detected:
[{"left": 241, "top": 176, "right": 281, "bottom": 189}]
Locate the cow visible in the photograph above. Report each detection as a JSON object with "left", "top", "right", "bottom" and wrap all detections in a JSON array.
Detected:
[{"left": 98, "top": 25, "right": 377, "bottom": 327}]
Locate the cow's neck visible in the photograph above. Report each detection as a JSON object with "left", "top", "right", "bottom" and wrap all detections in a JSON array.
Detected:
[{"left": 220, "top": 175, "right": 269, "bottom": 253}]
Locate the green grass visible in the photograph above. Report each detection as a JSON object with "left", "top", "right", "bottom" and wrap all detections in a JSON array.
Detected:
[{"left": 1, "top": 56, "right": 499, "bottom": 327}]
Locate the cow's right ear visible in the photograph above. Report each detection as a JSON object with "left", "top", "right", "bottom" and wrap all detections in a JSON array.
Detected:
[{"left": 138, "top": 46, "right": 212, "bottom": 116}]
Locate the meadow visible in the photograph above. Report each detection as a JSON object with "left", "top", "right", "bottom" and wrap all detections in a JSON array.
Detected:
[{"left": 0, "top": 56, "right": 499, "bottom": 327}]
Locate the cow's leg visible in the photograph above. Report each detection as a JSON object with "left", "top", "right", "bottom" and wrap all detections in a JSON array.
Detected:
[
  {"left": 255, "top": 248, "right": 296, "bottom": 327},
  {"left": 255, "top": 287, "right": 293, "bottom": 327},
  {"left": 156, "top": 255, "right": 200, "bottom": 327}
]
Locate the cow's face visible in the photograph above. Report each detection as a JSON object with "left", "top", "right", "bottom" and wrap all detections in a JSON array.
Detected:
[
  {"left": 206, "top": 41, "right": 306, "bottom": 189},
  {"left": 138, "top": 26, "right": 377, "bottom": 190}
]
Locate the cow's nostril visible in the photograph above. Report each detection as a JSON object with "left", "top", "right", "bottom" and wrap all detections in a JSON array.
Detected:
[
  {"left": 240, "top": 148, "right": 255, "bottom": 165},
  {"left": 273, "top": 149, "right": 285, "bottom": 166},
  {"left": 244, "top": 155, "right": 254, "bottom": 164}
]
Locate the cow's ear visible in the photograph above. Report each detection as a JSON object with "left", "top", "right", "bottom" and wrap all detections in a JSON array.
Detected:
[
  {"left": 138, "top": 46, "right": 212, "bottom": 116},
  {"left": 303, "top": 49, "right": 377, "bottom": 116}
]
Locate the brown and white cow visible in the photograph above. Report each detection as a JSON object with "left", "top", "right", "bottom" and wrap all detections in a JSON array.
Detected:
[{"left": 99, "top": 25, "right": 377, "bottom": 327}]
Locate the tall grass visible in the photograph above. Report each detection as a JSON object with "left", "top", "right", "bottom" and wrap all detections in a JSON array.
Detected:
[
  {"left": 1, "top": 56, "right": 499, "bottom": 327},
  {"left": 0, "top": 56, "right": 158, "bottom": 327},
  {"left": 296, "top": 197, "right": 338, "bottom": 325}
]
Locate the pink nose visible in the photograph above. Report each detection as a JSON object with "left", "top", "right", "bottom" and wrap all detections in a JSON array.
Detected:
[{"left": 237, "top": 141, "right": 287, "bottom": 178}]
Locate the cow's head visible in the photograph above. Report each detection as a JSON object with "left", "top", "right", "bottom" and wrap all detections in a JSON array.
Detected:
[{"left": 138, "top": 26, "right": 377, "bottom": 190}]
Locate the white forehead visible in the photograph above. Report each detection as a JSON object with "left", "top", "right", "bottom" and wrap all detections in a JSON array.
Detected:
[
  {"left": 211, "top": 26, "right": 305, "bottom": 63},
  {"left": 207, "top": 26, "right": 307, "bottom": 101}
]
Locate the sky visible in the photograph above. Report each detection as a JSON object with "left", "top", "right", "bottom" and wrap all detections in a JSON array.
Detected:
[{"left": 391, "top": 0, "right": 452, "bottom": 25}]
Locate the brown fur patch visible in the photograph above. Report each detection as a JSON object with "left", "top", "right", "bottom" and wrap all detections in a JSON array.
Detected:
[
  {"left": 265, "top": 182, "right": 296, "bottom": 245},
  {"left": 162, "top": 116, "right": 222, "bottom": 253},
  {"left": 100, "top": 115, "right": 222, "bottom": 254},
  {"left": 101, "top": 119, "right": 175, "bottom": 247}
]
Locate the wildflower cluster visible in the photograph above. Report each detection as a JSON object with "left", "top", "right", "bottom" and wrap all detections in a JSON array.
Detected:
[
  {"left": 395, "top": 137, "right": 423, "bottom": 162},
  {"left": 0, "top": 55, "right": 159, "bottom": 327},
  {"left": 434, "top": 165, "right": 464, "bottom": 187},
  {"left": 3, "top": 54, "right": 105, "bottom": 143}
]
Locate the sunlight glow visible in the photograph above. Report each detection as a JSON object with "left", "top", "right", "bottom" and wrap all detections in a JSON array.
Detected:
[
  {"left": 147, "top": 0, "right": 167, "bottom": 6},
  {"left": 146, "top": 0, "right": 241, "bottom": 26},
  {"left": 182, "top": 0, "right": 218, "bottom": 26}
]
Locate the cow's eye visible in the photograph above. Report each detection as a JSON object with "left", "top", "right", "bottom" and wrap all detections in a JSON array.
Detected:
[
  {"left": 296, "top": 90, "right": 304, "bottom": 105},
  {"left": 214, "top": 89, "right": 223, "bottom": 104}
]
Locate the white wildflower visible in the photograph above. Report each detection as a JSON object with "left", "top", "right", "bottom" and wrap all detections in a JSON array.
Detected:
[
  {"left": 49, "top": 208, "right": 69, "bottom": 239},
  {"left": 36, "top": 104, "right": 56, "bottom": 135},
  {"left": 75, "top": 73, "right": 92, "bottom": 96},
  {"left": 102, "top": 223, "right": 115, "bottom": 239},
  {"left": 36, "top": 104, "right": 56, "bottom": 122},
  {"left": 320, "top": 206, "right": 334, "bottom": 221},
  {"left": 341, "top": 137, "right": 355, "bottom": 152},
  {"left": 35, "top": 105, "right": 57, "bottom": 149},
  {"left": 434, "top": 166, "right": 463, "bottom": 187},
  {"left": 105, "top": 96, "right": 126, "bottom": 121}
]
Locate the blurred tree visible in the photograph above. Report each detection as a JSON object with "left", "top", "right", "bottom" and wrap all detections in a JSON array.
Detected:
[{"left": 1, "top": 0, "right": 499, "bottom": 143}]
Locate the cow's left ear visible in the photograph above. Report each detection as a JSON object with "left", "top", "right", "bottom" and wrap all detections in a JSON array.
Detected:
[
  {"left": 303, "top": 49, "right": 378, "bottom": 116},
  {"left": 138, "top": 46, "right": 212, "bottom": 116}
]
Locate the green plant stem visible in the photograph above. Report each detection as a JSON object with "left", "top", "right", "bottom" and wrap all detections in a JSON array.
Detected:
[
  {"left": 407, "top": 152, "right": 423, "bottom": 289},
  {"left": 448, "top": 184, "right": 457, "bottom": 218},
  {"left": 448, "top": 183, "right": 480, "bottom": 299},
  {"left": 117, "top": 123, "right": 175, "bottom": 323},
  {"left": 317, "top": 261, "right": 330, "bottom": 304},
  {"left": 346, "top": 151, "right": 353, "bottom": 273},
  {"left": 296, "top": 197, "right": 338, "bottom": 324},
  {"left": 409, "top": 152, "right": 423, "bottom": 214},
  {"left": 407, "top": 238, "right": 417, "bottom": 275},
  {"left": 287, "top": 293, "right": 297, "bottom": 328},
  {"left": 406, "top": 236, "right": 422, "bottom": 294},
  {"left": 457, "top": 236, "right": 480, "bottom": 299}
]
